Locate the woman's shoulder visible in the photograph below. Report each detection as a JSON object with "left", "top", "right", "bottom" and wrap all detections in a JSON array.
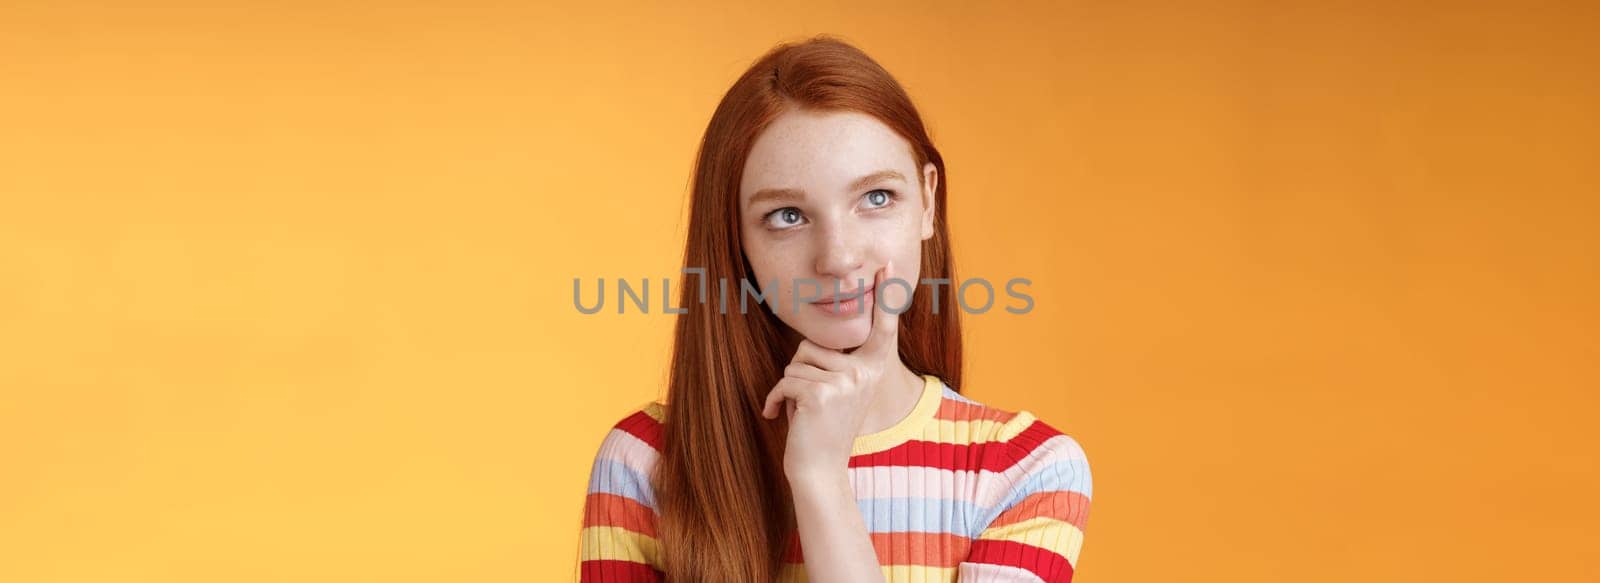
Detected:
[
  {"left": 585, "top": 400, "right": 668, "bottom": 510},
  {"left": 943, "top": 386, "right": 1095, "bottom": 578},
  {"left": 937, "top": 382, "right": 1090, "bottom": 478},
  {"left": 594, "top": 399, "right": 667, "bottom": 456},
  {"left": 580, "top": 402, "right": 668, "bottom": 572}
]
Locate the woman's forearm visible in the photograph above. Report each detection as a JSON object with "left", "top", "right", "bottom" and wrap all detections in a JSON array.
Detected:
[{"left": 788, "top": 469, "right": 884, "bottom": 583}]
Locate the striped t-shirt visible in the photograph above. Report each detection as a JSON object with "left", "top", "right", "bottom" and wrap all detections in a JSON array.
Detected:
[{"left": 579, "top": 373, "right": 1093, "bottom": 582}]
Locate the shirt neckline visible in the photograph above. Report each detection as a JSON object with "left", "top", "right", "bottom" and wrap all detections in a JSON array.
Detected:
[{"left": 850, "top": 373, "right": 944, "bottom": 456}]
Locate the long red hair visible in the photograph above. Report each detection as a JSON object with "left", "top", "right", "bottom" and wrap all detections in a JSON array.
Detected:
[{"left": 656, "top": 34, "right": 963, "bottom": 581}]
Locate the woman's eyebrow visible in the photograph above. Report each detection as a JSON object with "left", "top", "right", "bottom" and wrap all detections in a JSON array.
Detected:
[
  {"left": 748, "top": 169, "right": 907, "bottom": 207},
  {"left": 847, "top": 169, "right": 908, "bottom": 191}
]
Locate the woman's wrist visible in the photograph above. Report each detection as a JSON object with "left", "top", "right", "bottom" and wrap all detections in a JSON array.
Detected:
[{"left": 785, "top": 463, "right": 851, "bottom": 494}]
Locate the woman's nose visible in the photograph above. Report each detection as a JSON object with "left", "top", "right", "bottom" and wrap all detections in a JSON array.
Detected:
[{"left": 814, "top": 220, "right": 865, "bottom": 278}]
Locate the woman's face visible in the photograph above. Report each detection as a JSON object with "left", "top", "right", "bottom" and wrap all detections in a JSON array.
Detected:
[{"left": 738, "top": 109, "right": 938, "bottom": 351}]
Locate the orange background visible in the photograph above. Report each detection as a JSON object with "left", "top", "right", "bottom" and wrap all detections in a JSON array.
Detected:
[{"left": 2, "top": 1, "right": 1595, "bottom": 581}]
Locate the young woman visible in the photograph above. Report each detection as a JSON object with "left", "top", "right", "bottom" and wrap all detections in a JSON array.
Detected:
[{"left": 578, "top": 35, "right": 1092, "bottom": 582}]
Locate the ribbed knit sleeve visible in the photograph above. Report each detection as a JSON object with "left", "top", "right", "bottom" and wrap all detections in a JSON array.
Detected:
[
  {"left": 956, "top": 415, "right": 1093, "bottom": 583},
  {"left": 578, "top": 406, "right": 666, "bottom": 582}
]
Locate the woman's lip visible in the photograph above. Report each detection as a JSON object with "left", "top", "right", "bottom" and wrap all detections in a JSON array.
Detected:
[
  {"left": 812, "top": 287, "right": 873, "bottom": 315},
  {"left": 811, "top": 288, "right": 872, "bottom": 303}
]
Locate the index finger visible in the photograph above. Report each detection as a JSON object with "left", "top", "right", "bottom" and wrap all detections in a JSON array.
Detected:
[{"left": 861, "top": 259, "right": 908, "bottom": 356}]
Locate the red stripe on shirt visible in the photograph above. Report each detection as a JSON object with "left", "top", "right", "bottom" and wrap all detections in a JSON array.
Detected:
[
  {"left": 579, "top": 559, "right": 663, "bottom": 582},
  {"left": 847, "top": 420, "right": 1065, "bottom": 473},
  {"left": 614, "top": 410, "right": 664, "bottom": 451},
  {"left": 964, "top": 539, "right": 1075, "bottom": 582},
  {"left": 581, "top": 492, "right": 658, "bottom": 537}
]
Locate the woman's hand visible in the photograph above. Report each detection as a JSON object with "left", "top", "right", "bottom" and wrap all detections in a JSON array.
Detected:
[{"left": 761, "top": 260, "right": 907, "bottom": 481}]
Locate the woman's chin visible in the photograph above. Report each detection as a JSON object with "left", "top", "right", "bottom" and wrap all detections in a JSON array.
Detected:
[{"left": 798, "top": 320, "right": 870, "bottom": 351}]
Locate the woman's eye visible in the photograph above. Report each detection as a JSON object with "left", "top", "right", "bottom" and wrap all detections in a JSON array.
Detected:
[
  {"left": 764, "top": 207, "right": 805, "bottom": 229},
  {"left": 863, "top": 189, "right": 894, "bottom": 209}
]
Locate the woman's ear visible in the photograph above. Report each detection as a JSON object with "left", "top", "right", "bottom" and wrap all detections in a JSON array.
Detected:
[{"left": 920, "top": 162, "right": 939, "bottom": 240}]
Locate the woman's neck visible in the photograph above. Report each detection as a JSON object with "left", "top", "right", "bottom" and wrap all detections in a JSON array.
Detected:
[{"left": 858, "top": 359, "right": 925, "bottom": 437}]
